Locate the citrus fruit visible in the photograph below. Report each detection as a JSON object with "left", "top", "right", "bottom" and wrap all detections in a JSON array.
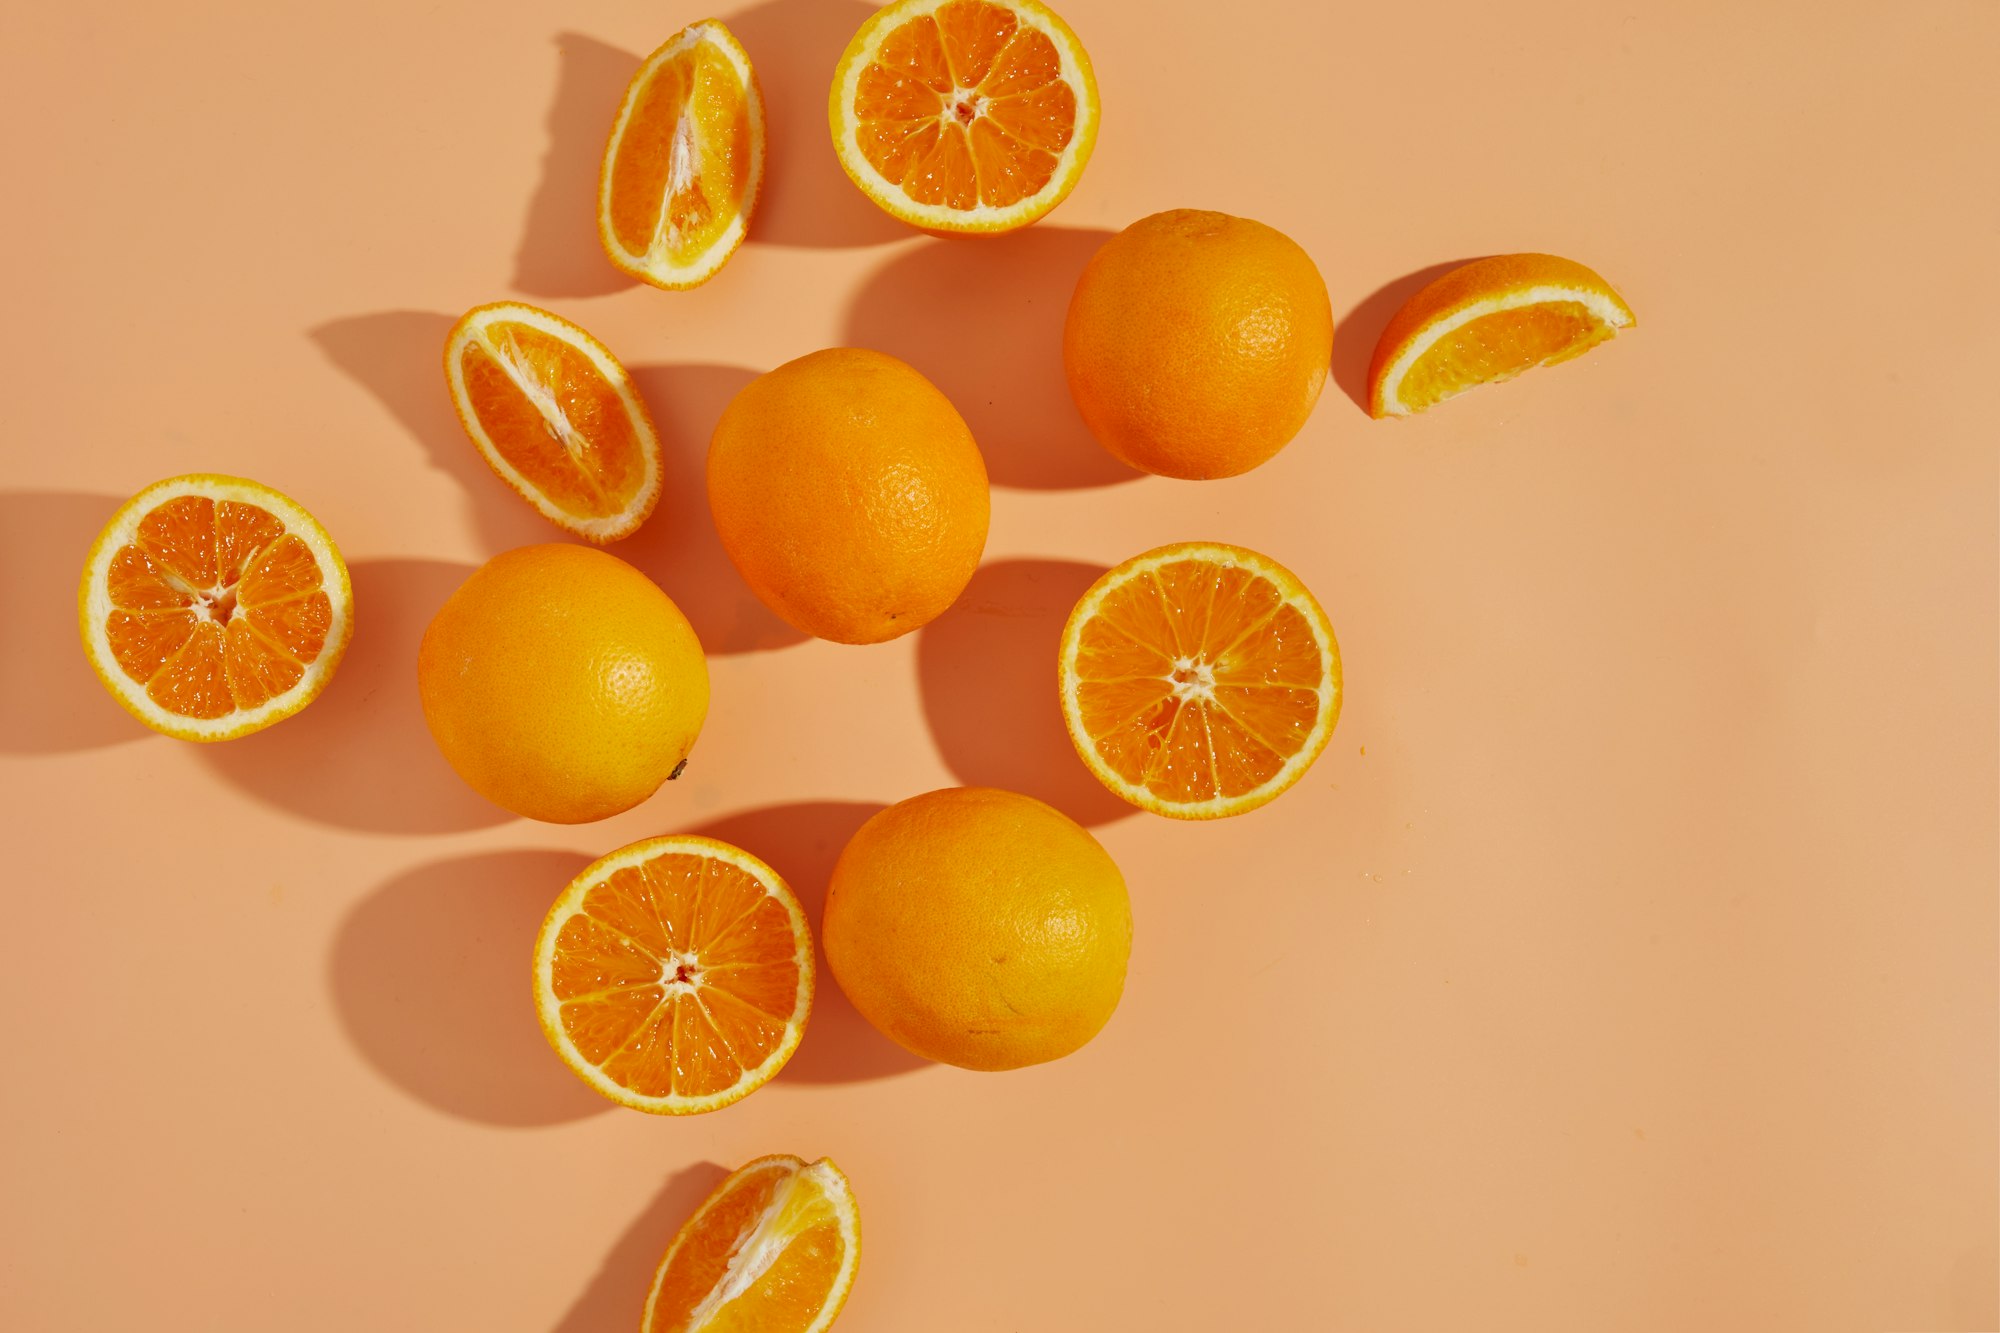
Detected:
[
  {"left": 1063, "top": 209, "right": 1334, "bottom": 479},
  {"left": 642, "top": 1154, "right": 859, "bottom": 1332},
  {"left": 77, "top": 474, "right": 352, "bottom": 741},
  {"left": 532, "top": 836, "right": 813, "bottom": 1114},
  {"left": 599, "top": 20, "right": 765, "bottom": 290},
  {"left": 707, "top": 348, "right": 989, "bottom": 645},
  {"left": 829, "top": 0, "right": 1098, "bottom": 234},
  {"left": 1058, "top": 542, "right": 1340, "bottom": 819},
  {"left": 443, "top": 302, "right": 662, "bottom": 543},
  {"left": 417, "top": 544, "right": 707, "bottom": 823},
  {"left": 823, "top": 787, "right": 1130, "bottom": 1070},
  {"left": 1367, "top": 253, "right": 1637, "bottom": 418}
]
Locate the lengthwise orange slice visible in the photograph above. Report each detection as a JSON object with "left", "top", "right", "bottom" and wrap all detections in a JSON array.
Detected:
[
  {"left": 643, "top": 1155, "right": 860, "bottom": 1333},
  {"left": 78, "top": 475, "right": 352, "bottom": 741},
  {"left": 532, "top": 836, "right": 813, "bottom": 1115},
  {"left": 1059, "top": 542, "right": 1341, "bottom": 819},
  {"left": 600, "top": 21, "right": 765, "bottom": 290},
  {"left": 443, "top": 302, "right": 662, "bottom": 543}
]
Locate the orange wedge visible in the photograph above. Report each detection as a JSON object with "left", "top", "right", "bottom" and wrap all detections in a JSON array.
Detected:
[
  {"left": 78, "top": 475, "right": 352, "bottom": 742},
  {"left": 643, "top": 1155, "right": 860, "bottom": 1333},
  {"left": 1368, "top": 253, "right": 1636, "bottom": 418},
  {"left": 1059, "top": 542, "right": 1341, "bottom": 819},
  {"left": 830, "top": 0, "right": 1099, "bottom": 233},
  {"left": 600, "top": 21, "right": 765, "bottom": 290},
  {"left": 443, "top": 302, "right": 662, "bottom": 543},
  {"left": 532, "top": 836, "right": 813, "bottom": 1114}
]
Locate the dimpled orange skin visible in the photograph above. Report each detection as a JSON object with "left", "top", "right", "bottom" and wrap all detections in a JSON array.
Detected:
[
  {"left": 1063, "top": 209, "right": 1335, "bottom": 480},
  {"left": 707, "top": 348, "right": 990, "bottom": 645},
  {"left": 417, "top": 544, "right": 709, "bottom": 824},
  {"left": 822, "top": 787, "right": 1132, "bottom": 1071}
]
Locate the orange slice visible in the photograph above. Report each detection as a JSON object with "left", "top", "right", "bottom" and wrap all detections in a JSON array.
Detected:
[
  {"left": 1368, "top": 253, "right": 1637, "bottom": 418},
  {"left": 599, "top": 21, "right": 765, "bottom": 290},
  {"left": 443, "top": 302, "right": 662, "bottom": 543},
  {"left": 532, "top": 836, "right": 814, "bottom": 1114},
  {"left": 1058, "top": 542, "right": 1341, "bottom": 819},
  {"left": 830, "top": 0, "right": 1099, "bottom": 234},
  {"left": 643, "top": 1155, "right": 860, "bottom": 1333},
  {"left": 78, "top": 475, "right": 352, "bottom": 742}
]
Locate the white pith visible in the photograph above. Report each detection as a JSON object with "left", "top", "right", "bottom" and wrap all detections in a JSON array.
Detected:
[
  {"left": 443, "top": 302, "right": 662, "bottom": 543},
  {"left": 832, "top": 0, "right": 1098, "bottom": 230},
  {"left": 1374, "top": 284, "right": 1634, "bottom": 417},
  {"left": 1059, "top": 543, "right": 1342, "bottom": 819},
  {"left": 531, "top": 836, "right": 814, "bottom": 1115},
  {"left": 599, "top": 22, "right": 765, "bottom": 286},
  {"left": 79, "top": 475, "right": 353, "bottom": 741}
]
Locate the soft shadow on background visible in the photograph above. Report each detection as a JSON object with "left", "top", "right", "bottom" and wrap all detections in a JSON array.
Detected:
[
  {"left": 678, "top": 801, "right": 929, "bottom": 1083},
  {"left": 1329, "top": 259, "right": 1478, "bottom": 414},
  {"left": 202, "top": 558, "right": 512, "bottom": 834},
  {"left": 515, "top": 34, "right": 642, "bottom": 298},
  {"left": 916, "top": 559, "right": 1133, "bottom": 828},
  {"left": 549, "top": 1162, "right": 729, "bottom": 1333},
  {"left": 618, "top": 364, "right": 806, "bottom": 655},
  {"left": 844, "top": 228, "right": 1137, "bottom": 489},
  {"left": 332, "top": 849, "right": 606, "bottom": 1126},
  {"left": 0, "top": 491, "right": 152, "bottom": 754}
]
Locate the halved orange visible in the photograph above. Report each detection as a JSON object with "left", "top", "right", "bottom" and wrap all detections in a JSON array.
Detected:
[
  {"left": 1058, "top": 542, "right": 1341, "bottom": 819},
  {"left": 643, "top": 1155, "right": 860, "bottom": 1333},
  {"left": 532, "top": 836, "right": 813, "bottom": 1114},
  {"left": 78, "top": 475, "right": 353, "bottom": 742},
  {"left": 600, "top": 21, "right": 765, "bottom": 290},
  {"left": 443, "top": 302, "right": 662, "bottom": 542},
  {"left": 1368, "top": 253, "right": 1637, "bottom": 418},
  {"left": 830, "top": 0, "right": 1099, "bottom": 234}
]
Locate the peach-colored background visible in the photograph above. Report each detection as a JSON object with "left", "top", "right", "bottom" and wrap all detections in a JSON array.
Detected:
[{"left": 3, "top": 1, "right": 1995, "bottom": 1328}]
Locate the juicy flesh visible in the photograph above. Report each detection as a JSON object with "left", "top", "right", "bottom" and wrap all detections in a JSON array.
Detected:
[
  {"left": 607, "top": 37, "right": 755, "bottom": 265},
  {"left": 1072, "top": 559, "right": 1326, "bottom": 805},
  {"left": 458, "top": 322, "right": 648, "bottom": 521},
  {"left": 1397, "top": 300, "right": 1613, "bottom": 411},
  {"left": 549, "top": 852, "right": 804, "bottom": 1101},
  {"left": 854, "top": 0, "right": 1078, "bottom": 210},
  {"left": 103, "top": 496, "right": 332, "bottom": 719},
  {"left": 647, "top": 1163, "right": 849, "bottom": 1333}
]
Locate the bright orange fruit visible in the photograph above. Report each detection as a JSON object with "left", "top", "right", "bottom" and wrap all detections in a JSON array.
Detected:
[
  {"left": 829, "top": 0, "right": 1099, "bottom": 233},
  {"left": 78, "top": 475, "right": 352, "bottom": 741},
  {"left": 1058, "top": 542, "right": 1341, "bottom": 819},
  {"left": 1368, "top": 253, "right": 1636, "bottom": 418},
  {"left": 443, "top": 302, "right": 662, "bottom": 543},
  {"left": 532, "top": 836, "right": 812, "bottom": 1114},
  {"left": 643, "top": 1155, "right": 860, "bottom": 1333}
]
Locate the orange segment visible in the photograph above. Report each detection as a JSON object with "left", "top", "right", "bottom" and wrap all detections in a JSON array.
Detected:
[
  {"left": 532, "top": 837, "right": 814, "bottom": 1115},
  {"left": 599, "top": 21, "right": 764, "bottom": 290},
  {"left": 79, "top": 475, "right": 352, "bottom": 742},
  {"left": 443, "top": 302, "right": 662, "bottom": 543},
  {"left": 831, "top": 0, "right": 1098, "bottom": 233},
  {"left": 1059, "top": 543, "right": 1342, "bottom": 819},
  {"left": 1367, "top": 253, "right": 1637, "bottom": 418},
  {"left": 643, "top": 1156, "right": 860, "bottom": 1333}
]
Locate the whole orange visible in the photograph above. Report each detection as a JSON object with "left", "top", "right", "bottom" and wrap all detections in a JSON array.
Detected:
[
  {"left": 707, "top": 348, "right": 989, "bottom": 644},
  {"left": 823, "top": 787, "right": 1132, "bottom": 1071},
  {"left": 1063, "top": 209, "right": 1334, "bottom": 479},
  {"left": 417, "top": 544, "right": 708, "bottom": 823}
]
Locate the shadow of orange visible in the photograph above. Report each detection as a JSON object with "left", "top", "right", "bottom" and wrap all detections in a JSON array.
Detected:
[
  {"left": 549, "top": 1161, "right": 731, "bottom": 1333},
  {"left": 916, "top": 559, "right": 1134, "bottom": 827},
  {"left": 676, "top": 801, "right": 930, "bottom": 1082},
  {"left": 514, "top": 33, "right": 642, "bottom": 299},
  {"left": 0, "top": 491, "right": 155, "bottom": 754},
  {"left": 201, "top": 559, "right": 513, "bottom": 833},
  {"left": 617, "top": 364, "right": 807, "bottom": 655},
  {"left": 1329, "top": 259, "right": 1481, "bottom": 415},
  {"left": 843, "top": 228, "right": 1139, "bottom": 489}
]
